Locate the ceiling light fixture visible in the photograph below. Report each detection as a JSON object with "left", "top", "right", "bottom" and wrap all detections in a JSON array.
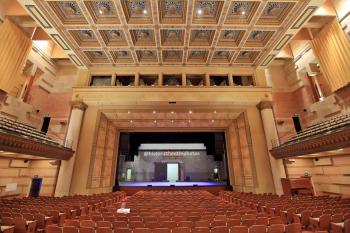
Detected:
[
  {"left": 127, "top": 111, "right": 131, "bottom": 114},
  {"left": 197, "top": 8, "right": 203, "bottom": 15},
  {"left": 241, "top": 11, "right": 246, "bottom": 15},
  {"left": 213, "top": 110, "right": 217, "bottom": 114},
  {"left": 171, "top": 111, "right": 174, "bottom": 114},
  {"left": 152, "top": 110, "right": 156, "bottom": 114},
  {"left": 143, "top": 9, "right": 148, "bottom": 14},
  {"left": 154, "top": 120, "right": 157, "bottom": 123},
  {"left": 189, "top": 110, "right": 193, "bottom": 114},
  {"left": 211, "top": 119, "right": 215, "bottom": 123},
  {"left": 130, "top": 120, "right": 133, "bottom": 123},
  {"left": 99, "top": 10, "right": 103, "bottom": 14}
]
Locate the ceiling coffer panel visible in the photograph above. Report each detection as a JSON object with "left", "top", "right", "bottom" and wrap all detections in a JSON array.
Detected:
[{"left": 22, "top": 0, "right": 321, "bottom": 68}]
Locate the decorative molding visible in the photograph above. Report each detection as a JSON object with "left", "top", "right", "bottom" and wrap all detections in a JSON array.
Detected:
[
  {"left": 71, "top": 100, "right": 88, "bottom": 110},
  {"left": 0, "top": 131, "right": 74, "bottom": 160},
  {"left": 25, "top": 5, "right": 52, "bottom": 29},
  {"left": 270, "top": 127, "right": 350, "bottom": 159},
  {"left": 256, "top": 100, "right": 273, "bottom": 110}
]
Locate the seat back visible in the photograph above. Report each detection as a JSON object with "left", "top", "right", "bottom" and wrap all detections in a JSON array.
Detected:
[
  {"left": 63, "top": 226, "right": 79, "bottom": 233},
  {"left": 268, "top": 224, "right": 284, "bottom": 233},
  {"left": 152, "top": 228, "right": 171, "bottom": 233},
  {"left": 231, "top": 225, "right": 249, "bottom": 233},
  {"left": 319, "top": 214, "right": 331, "bottom": 231},
  {"left": 96, "top": 227, "right": 112, "bottom": 233},
  {"left": 285, "top": 223, "right": 302, "bottom": 233},
  {"left": 46, "top": 225, "right": 63, "bottom": 233},
  {"left": 212, "top": 226, "right": 229, "bottom": 233},
  {"left": 172, "top": 227, "right": 191, "bottom": 233},
  {"left": 193, "top": 227, "right": 210, "bottom": 233},
  {"left": 250, "top": 225, "right": 266, "bottom": 233}
]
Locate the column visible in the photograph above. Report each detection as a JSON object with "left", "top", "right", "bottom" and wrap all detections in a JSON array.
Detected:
[
  {"left": 205, "top": 73, "right": 210, "bottom": 86},
  {"left": 228, "top": 72, "right": 234, "bottom": 86},
  {"left": 182, "top": 72, "right": 186, "bottom": 87},
  {"left": 134, "top": 72, "right": 140, "bottom": 86},
  {"left": 55, "top": 100, "right": 87, "bottom": 197},
  {"left": 257, "top": 101, "right": 286, "bottom": 195},
  {"left": 159, "top": 73, "right": 163, "bottom": 86},
  {"left": 111, "top": 73, "right": 116, "bottom": 86}
]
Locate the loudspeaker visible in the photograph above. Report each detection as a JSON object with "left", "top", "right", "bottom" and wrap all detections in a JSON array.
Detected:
[
  {"left": 214, "top": 132, "right": 224, "bottom": 161},
  {"left": 41, "top": 116, "right": 51, "bottom": 134},
  {"left": 292, "top": 114, "right": 302, "bottom": 133},
  {"left": 119, "top": 133, "right": 130, "bottom": 156}
]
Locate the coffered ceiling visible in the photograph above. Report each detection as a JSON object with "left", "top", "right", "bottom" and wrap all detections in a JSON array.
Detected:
[{"left": 20, "top": 0, "right": 324, "bottom": 69}]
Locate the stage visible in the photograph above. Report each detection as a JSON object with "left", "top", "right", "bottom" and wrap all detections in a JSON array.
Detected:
[{"left": 117, "top": 181, "right": 229, "bottom": 195}]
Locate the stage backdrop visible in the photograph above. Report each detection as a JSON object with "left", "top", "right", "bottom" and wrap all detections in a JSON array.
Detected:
[{"left": 118, "top": 144, "right": 226, "bottom": 183}]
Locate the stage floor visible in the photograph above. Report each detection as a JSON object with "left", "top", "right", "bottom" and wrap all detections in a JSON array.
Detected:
[{"left": 119, "top": 181, "right": 226, "bottom": 187}]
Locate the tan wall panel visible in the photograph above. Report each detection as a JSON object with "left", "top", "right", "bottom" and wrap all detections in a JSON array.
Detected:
[
  {"left": 246, "top": 107, "right": 275, "bottom": 193},
  {"left": 0, "top": 168, "right": 20, "bottom": 177},
  {"left": 0, "top": 159, "right": 57, "bottom": 197},
  {"left": 332, "top": 156, "right": 350, "bottom": 165},
  {"left": 287, "top": 156, "right": 350, "bottom": 196},
  {"left": 70, "top": 106, "right": 99, "bottom": 195}
]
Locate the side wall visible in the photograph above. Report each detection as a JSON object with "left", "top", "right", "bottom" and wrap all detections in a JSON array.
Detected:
[
  {"left": 286, "top": 156, "right": 350, "bottom": 196},
  {"left": 0, "top": 159, "right": 58, "bottom": 197}
]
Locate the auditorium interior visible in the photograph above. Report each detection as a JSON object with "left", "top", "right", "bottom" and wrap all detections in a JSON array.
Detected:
[{"left": 0, "top": 0, "right": 350, "bottom": 233}]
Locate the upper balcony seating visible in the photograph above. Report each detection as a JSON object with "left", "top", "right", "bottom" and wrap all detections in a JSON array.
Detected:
[
  {"left": 283, "top": 114, "right": 350, "bottom": 145},
  {"left": 0, "top": 116, "right": 61, "bottom": 147}
]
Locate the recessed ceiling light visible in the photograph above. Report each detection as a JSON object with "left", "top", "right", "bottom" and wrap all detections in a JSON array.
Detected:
[
  {"left": 154, "top": 120, "right": 157, "bottom": 123},
  {"left": 211, "top": 119, "right": 215, "bottom": 123},
  {"left": 152, "top": 110, "right": 156, "bottom": 114},
  {"left": 171, "top": 111, "right": 174, "bottom": 114},
  {"left": 171, "top": 120, "right": 174, "bottom": 123},
  {"left": 99, "top": 10, "right": 103, "bottom": 14},
  {"left": 127, "top": 111, "right": 131, "bottom": 114},
  {"left": 213, "top": 110, "right": 217, "bottom": 114},
  {"left": 188, "top": 120, "right": 191, "bottom": 123},
  {"left": 189, "top": 110, "right": 193, "bottom": 114},
  {"left": 241, "top": 11, "right": 246, "bottom": 15},
  {"left": 143, "top": 9, "right": 148, "bottom": 14},
  {"left": 197, "top": 8, "right": 203, "bottom": 15},
  {"left": 130, "top": 120, "right": 133, "bottom": 123}
]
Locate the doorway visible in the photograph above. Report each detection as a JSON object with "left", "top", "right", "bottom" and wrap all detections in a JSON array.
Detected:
[{"left": 167, "top": 163, "right": 179, "bottom": 182}]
